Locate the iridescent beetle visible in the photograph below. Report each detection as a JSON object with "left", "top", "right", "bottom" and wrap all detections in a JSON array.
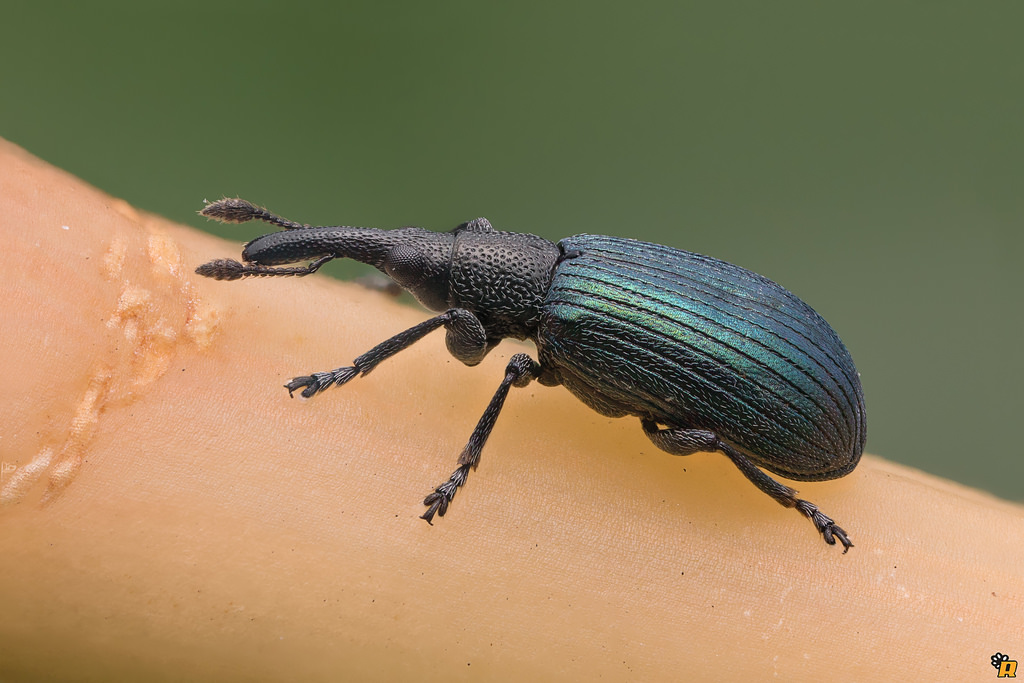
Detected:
[{"left": 197, "top": 198, "right": 865, "bottom": 551}]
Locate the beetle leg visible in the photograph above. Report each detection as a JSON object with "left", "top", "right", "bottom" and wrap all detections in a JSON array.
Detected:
[
  {"left": 421, "top": 353, "right": 541, "bottom": 524},
  {"left": 719, "top": 444, "right": 853, "bottom": 552},
  {"left": 285, "top": 308, "right": 485, "bottom": 398},
  {"left": 641, "top": 420, "right": 853, "bottom": 552},
  {"left": 443, "top": 309, "right": 492, "bottom": 366},
  {"left": 640, "top": 420, "right": 719, "bottom": 456}
]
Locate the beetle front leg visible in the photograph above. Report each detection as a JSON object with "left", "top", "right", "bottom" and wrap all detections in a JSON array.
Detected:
[
  {"left": 641, "top": 420, "right": 853, "bottom": 552},
  {"left": 421, "top": 353, "right": 541, "bottom": 524},
  {"left": 286, "top": 308, "right": 487, "bottom": 397}
]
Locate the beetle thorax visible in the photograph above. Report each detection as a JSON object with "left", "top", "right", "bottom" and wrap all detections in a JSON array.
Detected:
[{"left": 446, "top": 223, "right": 560, "bottom": 341}]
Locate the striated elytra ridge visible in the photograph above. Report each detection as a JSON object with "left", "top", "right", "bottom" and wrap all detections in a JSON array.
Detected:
[{"left": 539, "top": 235, "right": 865, "bottom": 482}]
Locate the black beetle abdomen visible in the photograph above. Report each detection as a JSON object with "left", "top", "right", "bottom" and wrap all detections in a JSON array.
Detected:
[{"left": 537, "top": 235, "right": 866, "bottom": 481}]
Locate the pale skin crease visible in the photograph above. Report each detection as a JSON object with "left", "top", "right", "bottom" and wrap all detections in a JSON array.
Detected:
[{"left": 0, "top": 138, "right": 1021, "bottom": 682}]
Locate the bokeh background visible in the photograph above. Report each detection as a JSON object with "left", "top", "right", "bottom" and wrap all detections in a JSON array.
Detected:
[{"left": 2, "top": 2, "right": 1021, "bottom": 499}]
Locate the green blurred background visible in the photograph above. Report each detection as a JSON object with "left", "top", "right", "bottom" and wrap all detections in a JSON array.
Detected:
[{"left": 2, "top": 2, "right": 1021, "bottom": 499}]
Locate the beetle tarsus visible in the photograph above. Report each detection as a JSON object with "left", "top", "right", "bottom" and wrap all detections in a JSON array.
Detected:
[
  {"left": 285, "top": 367, "right": 358, "bottom": 398},
  {"left": 421, "top": 464, "right": 471, "bottom": 524},
  {"left": 796, "top": 499, "right": 853, "bottom": 553}
]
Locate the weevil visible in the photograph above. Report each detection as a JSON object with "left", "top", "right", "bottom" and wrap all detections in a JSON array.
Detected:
[{"left": 196, "top": 198, "right": 866, "bottom": 552}]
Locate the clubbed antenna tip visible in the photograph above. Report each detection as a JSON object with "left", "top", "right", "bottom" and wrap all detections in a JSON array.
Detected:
[
  {"left": 195, "top": 258, "right": 247, "bottom": 280},
  {"left": 199, "top": 197, "right": 310, "bottom": 229},
  {"left": 200, "top": 198, "right": 261, "bottom": 224}
]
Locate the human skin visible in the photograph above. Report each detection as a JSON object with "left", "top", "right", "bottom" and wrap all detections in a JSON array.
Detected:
[{"left": 0, "top": 138, "right": 1021, "bottom": 681}]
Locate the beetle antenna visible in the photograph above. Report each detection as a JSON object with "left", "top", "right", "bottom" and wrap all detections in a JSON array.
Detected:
[
  {"left": 200, "top": 198, "right": 312, "bottom": 230},
  {"left": 195, "top": 255, "right": 333, "bottom": 280}
]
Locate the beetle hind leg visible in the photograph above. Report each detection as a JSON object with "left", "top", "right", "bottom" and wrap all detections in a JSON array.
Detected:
[
  {"left": 641, "top": 420, "right": 853, "bottom": 552},
  {"left": 721, "top": 443, "right": 853, "bottom": 553}
]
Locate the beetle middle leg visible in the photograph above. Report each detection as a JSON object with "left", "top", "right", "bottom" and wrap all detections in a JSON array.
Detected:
[
  {"left": 641, "top": 419, "right": 853, "bottom": 552},
  {"left": 421, "top": 353, "right": 541, "bottom": 524}
]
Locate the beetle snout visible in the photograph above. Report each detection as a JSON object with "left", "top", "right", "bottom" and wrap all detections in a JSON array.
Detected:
[{"left": 241, "top": 232, "right": 332, "bottom": 266}]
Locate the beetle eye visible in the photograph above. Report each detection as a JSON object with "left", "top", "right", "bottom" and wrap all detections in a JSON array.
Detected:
[{"left": 384, "top": 245, "right": 427, "bottom": 288}]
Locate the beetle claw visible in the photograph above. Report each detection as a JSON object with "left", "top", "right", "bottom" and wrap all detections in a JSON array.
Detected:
[
  {"left": 421, "top": 464, "right": 470, "bottom": 524},
  {"left": 420, "top": 493, "right": 448, "bottom": 524},
  {"left": 284, "top": 374, "right": 322, "bottom": 397},
  {"left": 285, "top": 367, "right": 358, "bottom": 398},
  {"left": 823, "top": 528, "right": 856, "bottom": 552},
  {"left": 796, "top": 499, "right": 853, "bottom": 553}
]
